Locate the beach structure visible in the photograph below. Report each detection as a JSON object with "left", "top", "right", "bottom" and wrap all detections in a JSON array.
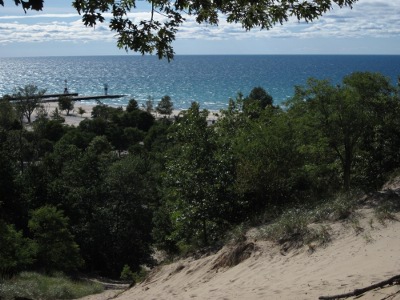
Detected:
[
  {"left": 40, "top": 94, "right": 124, "bottom": 102},
  {"left": 4, "top": 93, "right": 124, "bottom": 103}
]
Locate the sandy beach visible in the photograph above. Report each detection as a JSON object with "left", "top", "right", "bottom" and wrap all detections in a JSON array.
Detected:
[
  {"left": 33, "top": 102, "right": 95, "bottom": 126},
  {"left": 34, "top": 102, "right": 219, "bottom": 126}
]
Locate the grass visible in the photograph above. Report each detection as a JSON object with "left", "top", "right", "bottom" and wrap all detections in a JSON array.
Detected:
[
  {"left": 258, "top": 192, "right": 360, "bottom": 248},
  {"left": 260, "top": 208, "right": 311, "bottom": 244},
  {"left": 311, "top": 191, "right": 359, "bottom": 222},
  {"left": 374, "top": 197, "right": 400, "bottom": 225},
  {"left": 224, "top": 223, "right": 249, "bottom": 245},
  {"left": 347, "top": 213, "right": 364, "bottom": 235},
  {"left": 306, "top": 224, "right": 332, "bottom": 246},
  {"left": 0, "top": 272, "right": 104, "bottom": 300}
]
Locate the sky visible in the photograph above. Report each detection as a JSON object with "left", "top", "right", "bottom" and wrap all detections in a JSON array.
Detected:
[{"left": 0, "top": 0, "right": 399, "bottom": 57}]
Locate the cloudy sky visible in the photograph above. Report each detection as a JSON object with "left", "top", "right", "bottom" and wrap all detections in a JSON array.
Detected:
[{"left": 0, "top": 0, "right": 399, "bottom": 57}]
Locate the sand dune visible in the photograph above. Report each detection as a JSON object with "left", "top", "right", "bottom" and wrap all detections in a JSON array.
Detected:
[{"left": 106, "top": 206, "right": 400, "bottom": 300}]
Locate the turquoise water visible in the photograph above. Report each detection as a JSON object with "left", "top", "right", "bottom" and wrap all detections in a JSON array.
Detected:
[{"left": 0, "top": 55, "right": 399, "bottom": 110}]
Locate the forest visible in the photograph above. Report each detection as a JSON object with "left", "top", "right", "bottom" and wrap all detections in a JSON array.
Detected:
[{"left": 1, "top": 71, "right": 400, "bottom": 281}]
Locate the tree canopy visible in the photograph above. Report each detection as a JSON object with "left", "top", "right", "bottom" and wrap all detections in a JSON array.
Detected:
[{"left": 1, "top": 0, "right": 358, "bottom": 60}]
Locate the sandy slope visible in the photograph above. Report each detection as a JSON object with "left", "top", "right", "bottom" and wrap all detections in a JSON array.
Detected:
[{"left": 106, "top": 207, "right": 400, "bottom": 300}]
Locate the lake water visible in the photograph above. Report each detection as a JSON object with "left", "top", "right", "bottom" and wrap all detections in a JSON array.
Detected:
[{"left": 0, "top": 55, "right": 399, "bottom": 110}]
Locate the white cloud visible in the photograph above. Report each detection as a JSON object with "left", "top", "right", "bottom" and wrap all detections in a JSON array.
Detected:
[
  {"left": 0, "top": 13, "right": 79, "bottom": 19},
  {"left": 176, "top": 0, "right": 400, "bottom": 40},
  {"left": 0, "top": 0, "right": 399, "bottom": 46},
  {"left": 0, "top": 18, "right": 116, "bottom": 44}
]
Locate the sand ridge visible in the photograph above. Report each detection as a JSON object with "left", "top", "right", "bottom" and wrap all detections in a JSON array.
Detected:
[{"left": 107, "top": 208, "right": 400, "bottom": 300}]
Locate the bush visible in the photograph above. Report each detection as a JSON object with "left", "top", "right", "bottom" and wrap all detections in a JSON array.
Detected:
[
  {"left": 120, "top": 265, "right": 148, "bottom": 285},
  {"left": 120, "top": 265, "right": 135, "bottom": 281},
  {"left": 0, "top": 272, "right": 103, "bottom": 300}
]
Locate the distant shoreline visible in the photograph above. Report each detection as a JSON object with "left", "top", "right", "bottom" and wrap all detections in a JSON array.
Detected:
[{"left": 33, "top": 102, "right": 219, "bottom": 127}]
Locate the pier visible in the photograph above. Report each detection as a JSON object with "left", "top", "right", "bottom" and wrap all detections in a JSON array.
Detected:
[
  {"left": 4, "top": 93, "right": 125, "bottom": 103},
  {"left": 42, "top": 93, "right": 79, "bottom": 99},
  {"left": 40, "top": 94, "right": 125, "bottom": 102}
]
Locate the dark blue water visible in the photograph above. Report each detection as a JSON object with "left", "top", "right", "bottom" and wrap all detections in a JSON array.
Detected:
[{"left": 0, "top": 55, "right": 399, "bottom": 110}]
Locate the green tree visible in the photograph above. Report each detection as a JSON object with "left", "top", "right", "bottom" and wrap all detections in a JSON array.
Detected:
[
  {"left": 79, "top": 117, "right": 108, "bottom": 136},
  {"left": 144, "top": 96, "right": 154, "bottom": 114},
  {"left": 43, "top": 140, "right": 111, "bottom": 275},
  {"left": 161, "top": 102, "right": 237, "bottom": 248},
  {"left": 231, "top": 106, "right": 307, "bottom": 212},
  {"left": 116, "top": 109, "right": 155, "bottom": 132},
  {"left": 5, "top": 129, "right": 36, "bottom": 173},
  {"left": 143, "top": 119, "right": 172, "bottom": 152},
  {"left": 247, "top": 86, "right": 273, "bottom": 108},
  {"left": 13, "top": 84, "right": 46, "bottom": 124},
  {"left": 343, "top": 72, "right": 400, "bottom": 188},
  {"left": 126, "top": 99, "right": 139, "bottom": 112},
  {"left": 87, "top": 135, "right": 113, "bottom": 155},
  {"left": 33, "top": 117, "right": 66, "bottom": 143},
  {"left": 28, "top": 205, "right": 84, "bottom": 273},
  {"left": 288, "top": 72, "right": 396, "bottom": 190},
  {"left": 0, "top": 220, "right": 37, "bottom": 277},
  {"left": 0, "top": 153, "right": 17, "bottom": 220},
  {"left": 58, "top": 95, "right": 74, "bottom": 116},
  {"left": 242, "top": 86, "right": 274, "bottom": 118},
  {"left": 0, "top": 98, "right": 19, "bottom": 130},
  {"left": 91, "top": 104, "right": 123, "bottom": 120},
  {"left": 100, "top": 155, "right": 155, "bottom": 276},
  {"left": 156, "top": 95, "right": 173, "bottom": 117},
  {"left": 77, "top": 106, "right": 86, "bottom": 117},
  {"left": 105, "top": 125, "right": 126, "bottom": 156}
]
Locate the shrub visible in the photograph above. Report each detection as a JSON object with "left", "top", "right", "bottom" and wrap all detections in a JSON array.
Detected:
[
  {"left": 0, "top": 272, "right": 103, "bottom": 300},
  {"left": 120, "top": 265, "right": 148, "bottom": 285},
  {"left": 120, "top": 265, "right": 135, "bottom": 281},
  {"left": 260, "top": 208, "right": 311, "bottom": 244},
  {"left": 311, "top": 192, "right": 359, "bottom": 222}
]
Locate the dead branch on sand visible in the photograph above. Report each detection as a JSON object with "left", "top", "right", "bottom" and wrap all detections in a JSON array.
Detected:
[{"left": 319, "top": 274, "right": 400, "bottom": 299}]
